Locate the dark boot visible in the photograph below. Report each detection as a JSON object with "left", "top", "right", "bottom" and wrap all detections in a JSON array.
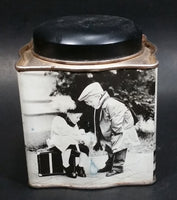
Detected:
[
  {"left": 76, "top": 165, "right": 86, "bottom": 177},
  {"left": 106, "top": 167, "right": 123, "bottom": 177},
  {"left": 64, "top": 166, "right": 77, "bottom": 178},
  {"left": 64, "top": 150, "right": 77, "bottom": 178},
  {"left": 98, "top": 154, "right": 113, "bottom": 173},
  {"left": 106, "top": 149, "right": 127, "bottom": 177},
  {"left": 98, "top": 145, "right": 113, "bottom": 173}
]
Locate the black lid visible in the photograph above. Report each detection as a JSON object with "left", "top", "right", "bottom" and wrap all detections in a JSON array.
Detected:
[{"left": 33, "top": 15, "right": 142, "bottom": 61}]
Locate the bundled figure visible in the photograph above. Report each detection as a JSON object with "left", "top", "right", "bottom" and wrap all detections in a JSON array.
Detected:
[
  {"left": 47, "top": 105, "right": 89, "bottom": 178},
  {"left": 78, "top": 82, "right": 140, "bottom": 177}
]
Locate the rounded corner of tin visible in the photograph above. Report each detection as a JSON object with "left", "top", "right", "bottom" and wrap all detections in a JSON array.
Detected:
[{"left": 28, "top": 181, "right": 42, "bottom": 189}]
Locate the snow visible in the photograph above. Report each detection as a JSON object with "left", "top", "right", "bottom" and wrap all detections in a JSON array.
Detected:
[{"left": 26, "top": 150, "right": 154, "bottom": 189}]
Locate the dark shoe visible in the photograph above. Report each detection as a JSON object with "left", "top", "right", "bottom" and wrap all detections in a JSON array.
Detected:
[
  {"left": 106, "top": 168, "right": 123, "bottom": 177},
  {"left": 64, "top": 166, "right": 77, "bottom": 178},
  {"left": 98, "top": 165, "right": 112, "bottom": 173},
  {"left": 76, "top": 166, "right": 86, "bottom": 177},
  {"left": 66, "top": 171, "right": 77, "bottom": 178},
  {"left": 98, "top": 153, "right": 114, "bottom": 173}
]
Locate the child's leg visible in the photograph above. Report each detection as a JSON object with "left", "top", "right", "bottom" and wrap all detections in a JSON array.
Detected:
[
  {"left": 75, "top": 152, "right": 87, "bottom": 177},
  {"left": 62, "top": 149, "right": 71, "bottom": 168},
  {"left": 78, "top": 144, "right": 89, "bottom": 167},
  {"left": 78, "top": 152, "right": 87, "bottom": 167}
]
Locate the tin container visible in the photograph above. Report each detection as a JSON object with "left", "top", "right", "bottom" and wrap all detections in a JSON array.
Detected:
[{"left": 16, "top": 15, "right": 158, "bottom": 189}]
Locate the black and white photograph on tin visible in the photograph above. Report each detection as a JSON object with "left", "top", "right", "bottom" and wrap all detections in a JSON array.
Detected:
[{"left": 18, "top": 68, "right": 157, "bottom": 188}]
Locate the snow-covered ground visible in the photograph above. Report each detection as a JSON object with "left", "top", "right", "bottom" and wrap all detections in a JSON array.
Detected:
[{"left": 26, "top": 150, "right": 154, "bottom": 189}]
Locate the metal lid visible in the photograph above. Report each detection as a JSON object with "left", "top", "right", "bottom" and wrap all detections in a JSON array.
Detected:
[{"left": 33, "top": 15, "right": 142, "bottom": 61}]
